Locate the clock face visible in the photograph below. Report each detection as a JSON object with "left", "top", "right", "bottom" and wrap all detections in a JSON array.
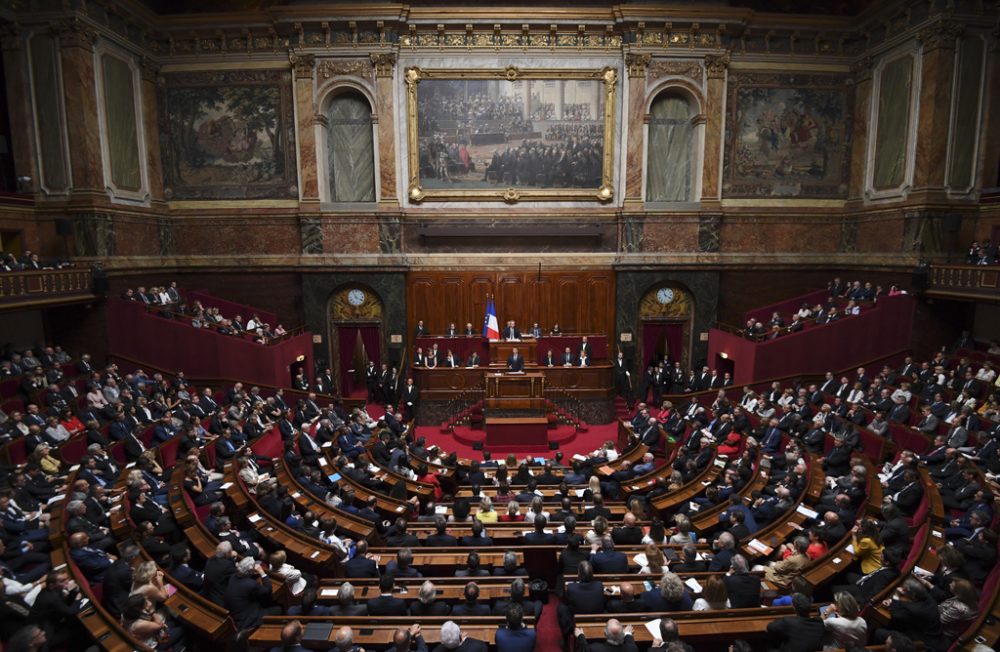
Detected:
[
  {"left": 347, "top": 289, "right": 366, "bottom": 306},
  {"left": 656, "top": 288, "right": 675, "bottom": 304}
]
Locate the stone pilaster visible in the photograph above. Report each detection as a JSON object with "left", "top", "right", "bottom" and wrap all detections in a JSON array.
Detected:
[
  {"left": 977, "top": 27, "right": 1000, "bottom": 190},
  {"left": 847, "top": 56, "right": 874, "bottom": 202},
  {"left": 57, "top": 19, "right": 103, "bottom": 194},
  {"left": 701, "top": 52, "right": 729, "bottom": 206},
  {"left": 140, "top": 57, "right": 165, "bottom": 202},
  {"left": 623, "top": 52, "right": 650, "bottom": 206},
  {"left": 371, "top": 52, "right": 398, "bottom": 206},
  {"left": 912, "top": 20, "right": 963, "bottom": 195},
  {"left": 1, "top": 26, "right": 36, "bottom": 191},
  {"left": 290, "top": 53, "right": 319, "bottom": 203}
]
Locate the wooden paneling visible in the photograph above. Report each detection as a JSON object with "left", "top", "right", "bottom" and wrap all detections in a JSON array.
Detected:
[{"left": 406, "top": 270, "right": 615, "bottom": 337}]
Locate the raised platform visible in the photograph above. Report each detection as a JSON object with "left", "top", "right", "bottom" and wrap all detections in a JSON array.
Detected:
[{"left": 453, "top": 422, "right": 579, "bottom": 453}]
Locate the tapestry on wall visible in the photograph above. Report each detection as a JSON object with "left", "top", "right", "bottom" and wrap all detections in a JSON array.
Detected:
[
  {"left": 158, "top": 70, "right": 297, "bottom": 200},
  {"left": 723, "top": 72, "right": 852, "bottom": 198}
]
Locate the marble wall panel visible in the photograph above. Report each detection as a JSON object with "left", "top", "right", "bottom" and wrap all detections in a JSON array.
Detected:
[
  {"left": 320, "top": 217, "right": 380, "bottom": 254},
  {"left": 639, "top": 217, "right": 700, "bottom": 253},
  {"left": 719, "top": 215, "right": 841, "bottom": 253},
  {"left": 169, "top": 216, "right": 301, "bottom": 256}
]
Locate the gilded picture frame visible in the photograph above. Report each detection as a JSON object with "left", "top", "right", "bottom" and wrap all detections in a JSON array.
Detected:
[{"left": 405, "top": 65, "right": 617, "bottom": 203}]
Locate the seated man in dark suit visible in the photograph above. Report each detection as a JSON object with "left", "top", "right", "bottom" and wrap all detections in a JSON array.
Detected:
[
  {"left": 521, "top": 515, "right": 556, "bottom": 545},
  {"left": 493, "top": 578, "right": 542, "bottom": 619},
  {"left": 723, "top": 554, "right": 761, "bottom": 608},
  {"left": 328, "top": 581, "right": 367, "bottom": 616},
  {"left": 451, "top": 582, "right": 491, "bottom": 616},
  {"left": 343, "top": 540, "right": 380, "bottom": 578},
  {"left": 454, "top": 552, "right": 491, "bottom": 578},
  {"left": 606, "top": 581, "right": 646, "bottom": 614},
  {"left": 610, "top": 512, "right": 644, "bottom": 546},
  {"left": 367, "top": 573, "right": 407, "bottom": 616},
  {"left": 557, "top": 560, "right": 605, "bottom": 636},
  {"left": 573, "top": 619, "right": 639, "bottom": 652},
  {"left": 433, "top": 621, "right": 488, "bottom": 652},
  {"left": 410, "top": 580, "right": 451, "bottom": 616},
  {"left": 590, "top": 536, "right": 628, "bottom": 574},
  {"left": 765, "top": 592, "right": 825, "bottom": 652},
  {"left": 224, "top": 557, "right": 280, "bottom": 631},
  {"left": 67, "top": 532, "right": 114, "bottom": 583},
  {"left": 425, "top": 516, "right": 459, "bottom": 547},
  {"left": 385, "top": 547, "right": 422, "bottom": 579},
  {"left": 495, "top": 603, "right": 537, "bottom": 652},
  {"left": 833, "top": 547, "right": 902, "bottom": 604},
  {"left": 671, "top": 543, "right": 709, "bottom": 573}
]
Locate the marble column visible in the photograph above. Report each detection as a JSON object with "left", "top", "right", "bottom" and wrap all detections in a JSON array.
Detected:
[
  {"left": 847, "top": 56, "right": 874, "bottom": 202},
  {"left": 140, "top": 58, "right": 164, "bottom": 203},
  {"left": 371, "top": 53, "right": 398, "bottom": 205},
  {"left": 701, "top": 53, "right": 729, "bottom": 207},
  {"left": 58, "top": 20, "right": 102, "bottom": 195},
  {"left": 623, "top": 53, "right": 650, "bottom": 206},
  {"left": 912, "top": 20, "right": 962, "bottom": 197},
  {"left": 291, "top": 53, "right": 319, "bottom": 204},
  {"left": 1, "top": 27, "right": 36, "bottom": 190}
]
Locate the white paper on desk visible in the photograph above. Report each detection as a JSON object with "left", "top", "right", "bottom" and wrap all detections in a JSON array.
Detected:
[
  {"left": 311, "top": 551, "right": 320, "bottom": 558},
  {"left": 633, "top": 553, "right": 648, "bottom": 567},
  {"left": 368, "top": 464, "right": 380, "bottom": 474},
  {"left": 795, "top": 505, "right": 818, "bottom": 520},
  {"left": 319, "top": 459, "right": 330, "bottom": 468},
  {"left": 574, "top": 489, "right": 586, "bottom": 498},
  {"left": 695, "top": 552, "right": 707, "bottom": 561},
  {"left": 557, "top": 525, "right": 566, "bottom": 533},
  {"left": 685, "top": 578, "right": 703, "bottom": 593},
  {"left": 434, "top": 505, "right": 448, "bottom": 515},
  {"left": 845, "top": 544, "right": 855, "bottom": 555},
  {"left": 320, "top": 588, "right": 338, "bottom": 597},
  {"left": 644, "top": 619, "right": 662, "bottom": 639},
  {"left": 534, "top": 490, "right": 544, "bottom": 497},
  {"left": 220, "top": 482, "right": 233, "bottom": 490},
  {"left": 714, "top": 458, "right": 726, "bottom": 467},
  {"left": 913, "top": 566, "right": 934, "bottom": 578},
  {"left": 69, "top": 464, "right": 80, "bottom": 472},
  {"left": 701, "top": 481, "right": 712, "bottom": 486},
  {"left": 248, "top": 513, "right": 262, "bottom": 523},
  {"left": 748, "top": 538, "right": 770, "bottom": 553},
  {"left": 572, "top": 454, "right": 587, "bottom": 462},
  {"left": 47, "top": 494, "right": 65, "bottom": 505},
  {"left": 395, "top": 505, "right": 406, "bottom": 512},
  {"left": 321, "top": 442, "right": 332, "bottom": 448},
  {"left": 688, "top": 501, "right": 700, "bottom": 512}
]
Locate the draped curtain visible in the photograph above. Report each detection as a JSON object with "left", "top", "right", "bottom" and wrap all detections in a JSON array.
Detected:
[
  {"left": 947, "top": 37, "right": 984, "bottom": 189},
  {"left": 642, "top": 322, "right": 683, "bottom": 368},
  {"left": 646, "top": 94, "right": 694, "bottom": 202},
  {"left": 29, "top": 35, "right": 68, "bottom": 191},
  {"left": 337, "top": 325, "right": 381, "bottom": 397},
  {"left": 102, "top": 54, "right": 141, "bottom": 191},
  {"left": 872, "top": 56, "right": 913, "bottom": 190},
  {"left": 327, "top": 93, "right": 376, "bottom": 202}
]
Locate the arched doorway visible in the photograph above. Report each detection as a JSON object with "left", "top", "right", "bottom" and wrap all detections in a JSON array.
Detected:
[
  {"left": 638, "top": 284, "right": 694, "bottom": 372},
  {"left": 328, "top": 286, "right": 384, "bottom": 399}
]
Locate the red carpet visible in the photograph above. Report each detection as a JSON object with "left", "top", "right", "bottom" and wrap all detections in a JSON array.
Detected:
[{"left": 536, "top": 593, "right": 564, "bottom": 651}]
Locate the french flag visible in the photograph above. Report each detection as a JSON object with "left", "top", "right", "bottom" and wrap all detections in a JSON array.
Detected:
[{"left": 483, "top": 296, "right": 500, "bottom": 341}]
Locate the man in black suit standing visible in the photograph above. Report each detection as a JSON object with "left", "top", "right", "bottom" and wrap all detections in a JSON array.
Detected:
[
  {"left": 507, "top": 347, "right": 525, "bottom": 373},
  {"left": 402, "top": 378, "right": 419, "bottom": 423},
  {"left": 224, "top": 557, "right": 279, "bottom": 631}
]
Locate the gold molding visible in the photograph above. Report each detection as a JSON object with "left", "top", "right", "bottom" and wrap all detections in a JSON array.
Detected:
[
  {"left": 728, "top": 60, "right": 852, "bottom": 72},
  {"left": 159, "top": 60, "right": 290, "bottom": 72},
  {"left": 720, "top": 198, "right": 847, "bottom": 208},
  {"left": 404, "top": 65, "right": 617, "bottom": 204}
]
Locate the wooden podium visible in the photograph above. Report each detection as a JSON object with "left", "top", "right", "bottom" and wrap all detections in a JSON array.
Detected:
[
  {"left": 489, "top": 340, "right": 538, "bottom": 364},
  {"left": 484, "top": 371, "right": 545, "bottom": 409}
]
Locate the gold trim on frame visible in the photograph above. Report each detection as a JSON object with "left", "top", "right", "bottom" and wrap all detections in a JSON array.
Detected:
[{"left": 404, "top": 65, "right": 617, "bottom": 204}]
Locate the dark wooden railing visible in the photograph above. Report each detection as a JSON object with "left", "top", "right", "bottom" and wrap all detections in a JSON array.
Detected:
[
  {"left": 926, "top": 263, "right": 1000, "bottom": 301},
  {"left": 0, "top": 267, "right": 97, "bottom": 309}
]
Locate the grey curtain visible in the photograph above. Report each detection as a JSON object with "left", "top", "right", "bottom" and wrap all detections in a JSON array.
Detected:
[
  {"left": 646, "top": 94, "right": 694, "bottom": 202},
  {"left": 327, "top": 93, "right": 376, "bottom": 202},
  {"left": 872, "top": 56, "right": 913, "bottom": 190},
  {"left": 102, "top": 54, "right": 141, "bottom": 191},
  {"left": 29, "top": 35, "right": 68, "bottom": 191}
]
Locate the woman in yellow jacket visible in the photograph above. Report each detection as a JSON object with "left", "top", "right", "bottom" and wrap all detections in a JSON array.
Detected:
[
  {"left": 475, "top": 496, "right": 499, "bottom": 523},
  {"left": 851, "top": 518, "right": 884, "bottom": 575}
]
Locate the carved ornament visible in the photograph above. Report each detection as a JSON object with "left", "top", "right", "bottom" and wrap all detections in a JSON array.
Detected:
[
  {"left": 625, "top": 52, "right": 651, "bottom": 78},
  {"left": 370, "top": 52, "right": 397, "bottom": 78},
  {"left": 704, "top": 52, "right": 730, "bottom": 79},
  {"left": 289, "top": 53, "right": 316, "bottom": 80}
]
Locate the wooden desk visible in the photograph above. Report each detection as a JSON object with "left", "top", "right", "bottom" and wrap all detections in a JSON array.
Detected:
[{"left": 490, "top": 340, "right": 537, "bottom": 363}]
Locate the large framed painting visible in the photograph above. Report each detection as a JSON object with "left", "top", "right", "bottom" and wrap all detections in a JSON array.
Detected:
[
  {"left": 404, "top": 66, "right": 617, "bottom": 203},
  {"left": 723, "top": 72, "right": 853, "bottom": 198},
  {"left": 159, "top": 69, "right": 298, "bottom": 200}
]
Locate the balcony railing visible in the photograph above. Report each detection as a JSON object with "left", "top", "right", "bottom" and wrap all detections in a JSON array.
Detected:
[
  {"left": 0, "top": 267, "right": 97, "bottom": 310},
  {"left": 926, "top": 264, "right": 1000, "bottom": 302}
]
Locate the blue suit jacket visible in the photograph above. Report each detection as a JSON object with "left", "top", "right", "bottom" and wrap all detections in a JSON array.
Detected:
[{"left": 496, "top": 627, "right": 537, "bottom": 652}]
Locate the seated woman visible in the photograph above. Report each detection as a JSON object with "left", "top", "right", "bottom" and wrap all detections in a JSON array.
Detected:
[
  {"left": 268, "top": 549, "right": 307, "bottom": 596},
  {"left": 821, "top": 591, "right": 867, "bottom": 650},
  {"left": 850, "top": 519, "right": 884, "bottom": 575},
  {"left": 693, "top": 575, "right": 730, "bottom": 611},
  {"left": 58, "top": 408, "right": 85, "bottom": 438},
  {"left": 475, "top": 496, "right": 498, "bottom": 523},
  {"left": 499, "top": 501, "right": 524, "bottom": 522},
  {"left": 121, "top": 594, "right": 181, "bottom": 651},
  {"left": 938, "top": 578, "right": 979, "bottom": 638},
  {"left": 638, "top": 543, "right": 666, "bottom": 576}
]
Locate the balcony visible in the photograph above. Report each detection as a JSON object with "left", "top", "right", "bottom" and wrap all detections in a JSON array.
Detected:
[
  {"left": 0, "top": 268, "right": 98, "bottom": 311},
  {"left": 926, "top": 264, "right": 1000, "bottom": 303}
]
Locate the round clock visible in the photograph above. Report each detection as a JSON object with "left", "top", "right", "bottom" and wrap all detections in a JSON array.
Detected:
[
  {"left": 347, "top": 289, "right": 366, "bottom": 306},
  {"left": 656, "top": 287, "right": 675, "bottom": 304}
]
